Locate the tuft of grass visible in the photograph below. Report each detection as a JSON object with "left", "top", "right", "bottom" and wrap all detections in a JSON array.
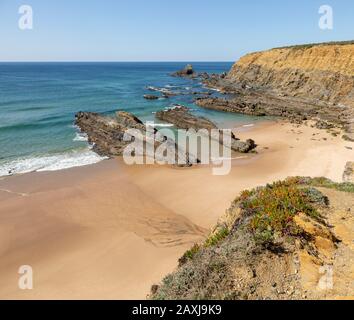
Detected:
[
  {"left": 205, "top": 227, "right": 230, "bottom": 248},
  {"left": 178, "top": 244, "right": 201, "bottom": 266},
  {"left": 179, "top": 227, "right": 230, "bottom": 266}
]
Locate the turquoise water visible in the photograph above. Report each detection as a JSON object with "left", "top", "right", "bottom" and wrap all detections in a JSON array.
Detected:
[{"left": 0, "top": 62, "right": 263, "bottom": 176}]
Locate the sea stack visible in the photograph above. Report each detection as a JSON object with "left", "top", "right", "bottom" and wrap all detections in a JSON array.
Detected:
[{"left": 172, "top": 64, "right": 196, "bottom": 77}]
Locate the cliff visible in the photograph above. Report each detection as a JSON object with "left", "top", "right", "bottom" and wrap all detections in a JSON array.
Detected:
[
  {"left": 227, "top": 42, "right": 354, "bottom": 107},
  {"left": 199, "top": 41, "right": 354, "bottom": 141},
  {"left": 150, "top": 177, "right": 354, "bottom": 300}
]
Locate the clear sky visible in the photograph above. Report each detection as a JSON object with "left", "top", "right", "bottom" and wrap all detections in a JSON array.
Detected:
[{"left": 0, "top": 0, "right": 353, "bottom": 61}]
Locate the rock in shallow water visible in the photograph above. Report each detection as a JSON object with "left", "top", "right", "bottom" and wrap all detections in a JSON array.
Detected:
[
  {"left": 143, "top": 94, "right": 159, "bottom": 100},
  {"left": 75, "top": 111, "right": 192, "bottom": 166},
  {"left": 155, "top": 106, "right": 257, "bottom": 153},
  {"left": 172, "top": 64, "right": 196, "bottom": 78}
]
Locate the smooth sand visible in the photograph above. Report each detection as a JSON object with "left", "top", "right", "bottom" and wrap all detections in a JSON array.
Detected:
[{"left": 0, "top": 120, "right": 352, "bottom": 299}]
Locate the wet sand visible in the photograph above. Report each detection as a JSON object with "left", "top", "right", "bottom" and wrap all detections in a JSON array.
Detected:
[{"left": 0, "top": 120, "right": 352, "bottom": 299}]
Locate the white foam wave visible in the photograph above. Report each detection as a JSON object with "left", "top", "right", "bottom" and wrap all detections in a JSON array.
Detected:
[
  {"left": 242, "top": 124, "right": 255, "bottom": 128},
  {"left": 153, "top": 123, "right": 174, "bottom": 128},
  {"left": 208, "top": 87, "right": 221, "bottom": 92},
  {"left": 146, "top": 86, "right": 174, "bottom": 94},
  {"left": 0, "top": 149, "right": 107, "bottom": 177},
  {"left": 73, "top": 132, "right": 88, "bottom": 142}
]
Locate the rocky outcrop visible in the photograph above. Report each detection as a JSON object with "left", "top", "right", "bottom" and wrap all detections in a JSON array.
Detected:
[
  {"left": 155, "top": 106, "right": 257, "bottom": 153},
  {"left": 172, "top": 64, "right": 196, "bottom": 78},
  {"left": 191, "top": 91, "right": 213, "bottom": 96},
  {"left": 75, "top": 111, "right": 191, "bottom": 165},
  {"left": 195, "top": 94, "right": 348, "bottom": 126},
  {"left": 201, "top": 41, "right": 354, "bottom": 138},
  {"left": 196, "top": 97, "right": 267, "bottom": 117},
  {"left": 143, "top": 94, "right": 159, "bottom": 100},
  {"left": 343, "top": 162, "right": 354, "bottom": 182},
  {"left": 156, "top": 106, "right": 217, "bottom": 131}
]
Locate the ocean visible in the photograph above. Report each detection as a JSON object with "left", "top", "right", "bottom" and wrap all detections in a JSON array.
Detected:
[{"left": 0, "top": 62, "right": 263, "bottom": 176}]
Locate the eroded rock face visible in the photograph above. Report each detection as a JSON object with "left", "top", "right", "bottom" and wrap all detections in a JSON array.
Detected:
[
  {"left": 75, "top": 111, "right": 191, "bottom": 165},
  {"left": 155, "top": 106, "right": 257, "bottom": 153},
  {"left": 343, "top": 162, "right": 354, "bottom": 182},
  {"left": 227, "top": 43, "right": 354, "bottom": 106},
  {"left": 201, "top": 42, "right": 354, "bottom": 136}
]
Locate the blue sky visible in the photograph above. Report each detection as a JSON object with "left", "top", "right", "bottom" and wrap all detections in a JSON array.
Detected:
[{"left": 0, "top": 0, "right": 353, "bottom": 61}]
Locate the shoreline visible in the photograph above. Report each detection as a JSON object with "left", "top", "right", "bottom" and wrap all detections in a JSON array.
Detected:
[
  {"left": 0, "top": 120, "right": 352, "bottom": 299},
  {"left": 0, "top": 116, "right": 271, "bottom": 179}
]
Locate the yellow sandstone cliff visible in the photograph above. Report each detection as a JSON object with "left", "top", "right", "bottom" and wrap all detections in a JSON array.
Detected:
[{"left": 227, "top": 42, "right": 354, "bottom": 107}]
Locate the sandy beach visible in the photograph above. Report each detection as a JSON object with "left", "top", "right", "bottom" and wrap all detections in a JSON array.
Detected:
[{"left": 0, "top": 120, "right": 352, "bottom": 299}]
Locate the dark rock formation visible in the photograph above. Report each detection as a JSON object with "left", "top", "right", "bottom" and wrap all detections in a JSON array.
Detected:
[
  {"left": 172, "top": 64, "right": 196, "bottom": 78},
  {"left": 195, "top": 92, "right": 349, "bottom": 126},
  {"left": 75, "top": 111, "right": 192, "bottom": 165},
  {"left": 191, "top": 91, "right": 213, "bottom": 96},
  {"left": 156, "top": 106, "right": 217, "bottom": 131},
  {"left": 155, "top": 106, "right": 257, "bottom": 153},
  {"left": 144, "top": 94, "right": 159, "bottom": 100},
  {"left": 195, "top": 97, "right": 267, "bottom": 117}
]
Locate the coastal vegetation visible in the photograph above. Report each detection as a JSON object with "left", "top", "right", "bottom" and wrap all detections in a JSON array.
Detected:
[
  {"left": 150, "top": 177, "right": 354, "bottom": 300},
  {"left": 273, "top": 40, "right": 354, "bottom": 50}
]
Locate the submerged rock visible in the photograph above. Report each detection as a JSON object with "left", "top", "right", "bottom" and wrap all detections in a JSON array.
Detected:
[{"left": 144, "top": 94, "right": 159, "bottom": 100}]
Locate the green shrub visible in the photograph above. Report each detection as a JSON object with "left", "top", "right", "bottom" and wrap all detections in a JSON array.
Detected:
[
  {"left": 179, "top": 244, "right": 201, "bottom": 266},
  {"left": 239, "top": 180, "right": 321, "bottom": 245},
  {"left": 178, "top": 226, "right": 230, "bottom": 266}
]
